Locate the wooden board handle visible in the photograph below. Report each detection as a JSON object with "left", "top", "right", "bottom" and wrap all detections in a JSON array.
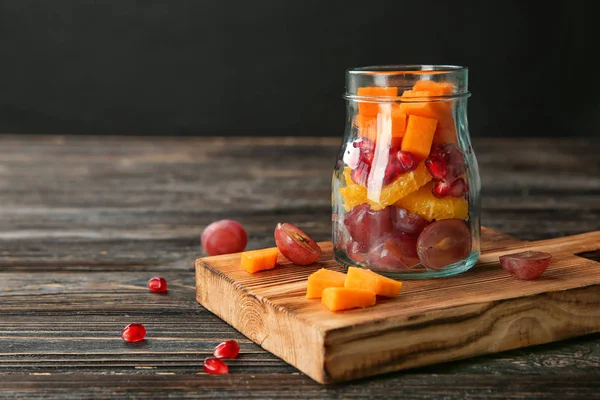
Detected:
[{"left": 479, "top": 230, "right": 600, "bottom": 264}]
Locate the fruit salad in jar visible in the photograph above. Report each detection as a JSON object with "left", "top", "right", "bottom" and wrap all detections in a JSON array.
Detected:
[{"left": 333, "top": 66, "right": 481, "bottom": 278}]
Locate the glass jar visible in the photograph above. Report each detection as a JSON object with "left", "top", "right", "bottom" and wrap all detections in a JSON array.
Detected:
[{"left": 332, "top": 65, "right": 480, "bottom": 279}]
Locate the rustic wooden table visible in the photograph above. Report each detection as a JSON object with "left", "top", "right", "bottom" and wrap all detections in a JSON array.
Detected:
[{"left": 0, "top": 135, "right": 598, "bottom": 399}]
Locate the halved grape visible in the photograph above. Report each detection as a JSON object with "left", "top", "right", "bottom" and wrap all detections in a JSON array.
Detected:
[
  {"left": 343, "top": 204, "right": 393, "bottom": 244},
  {"left": 201, "top": 220, "right": 248, "bottom": 256},
  {"left": 416, "top": 219, "right": 471, "bottom": 270},
  {"left": 274, "top": 223, "right": 322, "bottom": 265},
  {"left": 392, "top": 207, "right": 430, "bottom": 237},
  {"left": 368, "top": 233, "right": 420, "bottom": 272},
  {"left": 499, "top": 251, "right": 552, "bottom": 280}
]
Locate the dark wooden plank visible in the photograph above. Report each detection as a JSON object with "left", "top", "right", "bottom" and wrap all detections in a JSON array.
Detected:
[{"left": 0, "top": 135, "right": 599, "bottom": 397}]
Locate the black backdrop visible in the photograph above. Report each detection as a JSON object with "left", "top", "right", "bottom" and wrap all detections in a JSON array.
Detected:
[{"left": 0, "top": 0, "right": 597, "bottom": 137}]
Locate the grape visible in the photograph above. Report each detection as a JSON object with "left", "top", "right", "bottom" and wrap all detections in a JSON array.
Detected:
[
  {"left": 201, "top": 220, "right": 248, "bottom": 256},
  {"left": 416, "top": 219, "right": 471, "bottom": 270},
  {"left": 368, "top": 233, "right": 420, "bottom": 272},
  {"left": 274, "top": 223, "right": 322, "bottom": 265},
  {"left": 345, "top": 239, "right": 368, "bottom": 263},
  {"left": 343, "top": 204, "right": 393, "bottom": 244},
  {"left": 499, "top": 251, "right": 552, "bottom": 280},
  {"left": 392, "top": 207, "right": 430, "bottom": 237}
]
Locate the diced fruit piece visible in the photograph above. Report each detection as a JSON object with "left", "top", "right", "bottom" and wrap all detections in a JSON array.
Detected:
[
  {"left": 499, "top": 251, "right": 552, "bottom": 280},
  {"left": 274, "top": 223, "right": 322, "bottom": 265},
  {"left": 343, "top": 204, "right": 393, "bottom": 244},
  {"left": 392, "top": 207, "right": 430, "bottom": 237},
  {"left": 429, "top": 144, "right": 466, "bottom": 181},
  {"left": 321, "top": 287, "right": 376, "bottom": 312},
  {"left": 368, "top": 233, "right": 420, "bottom": 271},
  {"left": 350, "top": 161, "right": 370, "bottom": 185},
  {"left": 214, "top": 340, "right": 240, "bottom": 359},
  {"left": 395, "top": 182, "right": 469, "bottom": 221},
  {"left": 354, "top": 114, "right": 378, "bottom": 143},
  {"left": 401, "top": 115, "right": 438, "bottom": 160},
  {"left": 344, "top": 266, "right": 403, "bottom": 298},
  {"left": 425, "top": 155, "right": 447, "bottom": 180},
  {"left": 121, "top": 323, "right": 146, "bottom": 343},
  {"left": 449, "top": 178, "right": 468, "bottom": 198},
  {"left": 357, "top": 87, "right": 398, "bottom": 117},
  {"left": 346, "top": 240, "right": 368, "bottom": 263},
  {"left": 396, "top": 151, "right": 418, "bottom": 172},
  {"left": 339, "top": 176, "right": 369, "bottom": 211},
  {"left": 240, "top": 248, "right": 279, "bottom": 274},
  {"left": 202, "top": 220, "right": 248, "bottom": 256},
  {"left": 433, "top": 179, "right": 453, "bottom": 198},
  {"left": 203, "top": 357, "right": 229, "bottom": 374},
  {"left": 416, "top": 219, "right": 471, "bottom": 270},
  {"left": 391, "top": 106, "right": 407, "bottom": 138},
  {"left": 373, "top": 162, "right": 433, "bottom": 208},
  {"left": 147, "top": 276, "right": 168, "bottom": 293},
  {"left": 399, "top": 85, "right": 457, "bottom": 145},
  {"left": 412, "top": 80, "right": 454, "bottom": 95},
  {"left": 355, "top": 137, "right": 376, "bottom": 165},
  {"left": 339, "top": 162, "right": 432, "bottom": 212},
  {"left": 306, "top": 268, "right": 347, "bottom": 299}
]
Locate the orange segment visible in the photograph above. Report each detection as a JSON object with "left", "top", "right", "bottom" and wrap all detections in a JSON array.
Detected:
[
  {"left": 394, "top": 181, "right": 469, "bottom": 221},
  {"left": 339, "top": 163, "right": 432, "bottom": 211},
  {"left": 375, "top": 162, "right": 433, "bottom": 208}
]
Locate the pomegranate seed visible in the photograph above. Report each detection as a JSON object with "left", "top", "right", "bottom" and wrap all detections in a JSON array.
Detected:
[
  {"left": 214, "top": 340, "right": 240, "bottom": 359},
  {"left": 203, "top": 357, "right": 229, "bottom": 374},
  {"left": 383, "top": 158, "right": 404, "bottom": 185},
  {"left": 396, "top": 151, "right": 418, "bottom": 172},
  {"left": 147, "top": 277, "right": 168, "bottom": 293},
  {"left": 353, "top": 137, "right": 375, "bottom": 152},
  {"left": 449, "top": 178, "right": 467, "bottom": 198},
  {"left": 353, "top": 138, "right": 375, "bottom": 165},
  {"left": 425, "top": 156, "right": 447, "bottom": 180},
  {"left": 121, "top": 323, "right": 146, "bottom": 342},
  {"left": 350, "top": 161, "right": 370, "bottom": 185},
  {"left": 432, "top": 180, "right": 452, "bottom": 198}
]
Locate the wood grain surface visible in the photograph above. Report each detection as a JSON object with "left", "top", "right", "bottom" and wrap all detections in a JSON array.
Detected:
[
  {"left": 0, "top": 135, "right": 599, "bottom": 398},
  {"left": 196, "top": 230, "right": 600, "bottom": 383}
]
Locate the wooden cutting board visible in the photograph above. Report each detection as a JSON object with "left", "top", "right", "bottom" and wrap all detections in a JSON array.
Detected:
[{"left": 195, "top": 227, "right": 600, "bottom": 384}]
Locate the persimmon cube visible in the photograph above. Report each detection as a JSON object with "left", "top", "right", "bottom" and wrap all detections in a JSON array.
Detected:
[
  {"left": 344, "top": 266, "right": 403, "bottom": 298},
  {"left": 401, "top": 115, "right": 438, "bottom": 159},
  {"left": 241, "top": 248, "right": 279, "bottom": 274},
  {"left": 306, "top": 268, "right": 347, "bottom": 299},
  {"left": 321, "top": 287, "right": 376, "bottom": 312}
]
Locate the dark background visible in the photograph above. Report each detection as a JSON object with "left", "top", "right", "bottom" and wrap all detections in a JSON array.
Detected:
[{"left": 0, "top": 0, "right": 597, "bottom": 137}]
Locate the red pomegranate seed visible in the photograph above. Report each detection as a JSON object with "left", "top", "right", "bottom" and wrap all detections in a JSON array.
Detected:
[
  {"left": 147, "top": 276, "right": 168, "bottom": 293},
  {"left": 350, "top": 161, "right": 370, "bottom": 185},
  {"left": 121, "top": 323, "right": 146, "bottom": 342},
  {"left": 214, "top": 340, "right": 240, "bottom": 359},
  {"left": 432, "top": 180, "right": 452, "bottom": 198},
  {"left": 203, "top": 357, "right": 229, "bottom": 374},
  {"left": 425, "top": 156, "right": 447, "bottom": 180},
  {"left": 396, "top": 151, "right": 418, "bottom": 172},
  {"left": 449, "top": 178, "right": 467, "bottom": 198}
]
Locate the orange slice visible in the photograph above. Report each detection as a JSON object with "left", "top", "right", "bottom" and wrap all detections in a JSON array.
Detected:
[{"left": 394, "top": 181, "right": 469, "bottom": 221}]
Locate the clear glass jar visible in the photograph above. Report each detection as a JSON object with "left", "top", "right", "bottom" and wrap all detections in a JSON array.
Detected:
[{"left": 332, "top": 65, "right": 481, "bottom": 279}]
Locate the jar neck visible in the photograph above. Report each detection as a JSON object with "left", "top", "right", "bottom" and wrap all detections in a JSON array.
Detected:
[{"left": 345, "top": 65, "right": 469, "bottom": 99}]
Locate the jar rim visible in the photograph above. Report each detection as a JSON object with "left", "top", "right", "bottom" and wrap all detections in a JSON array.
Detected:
[
  {"left": 348, "top": 64, "right": 467, "bottom": 74},
  {"left": 345, "top": 64, "right": 470, "bottom": 101}
]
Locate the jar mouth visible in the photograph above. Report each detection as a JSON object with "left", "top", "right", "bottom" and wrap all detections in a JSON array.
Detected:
[{"left": 345, "top": 64, "right": 470, "bottom": 102}]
